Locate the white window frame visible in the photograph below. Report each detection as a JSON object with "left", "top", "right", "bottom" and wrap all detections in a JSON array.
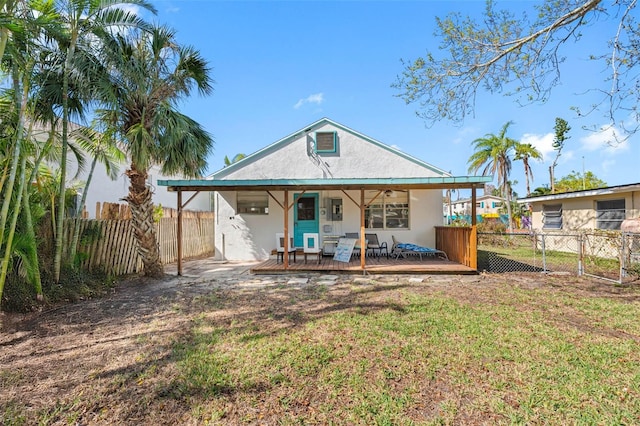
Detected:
[{"left": 365, "top": 190, "right": 410, "bottom": 230}]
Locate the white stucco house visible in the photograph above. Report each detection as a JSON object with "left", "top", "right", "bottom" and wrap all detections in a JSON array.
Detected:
[
  {"left": 159, "top": 118, "right": 491, "bottom": 264},
  {"left": 443, "top": 193, "right": 506, "bottom": 223}
]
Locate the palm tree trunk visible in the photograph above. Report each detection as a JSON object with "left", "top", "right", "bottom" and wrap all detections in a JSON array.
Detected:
[
  {"left": 0, "top": 63, "right": 29, "bottom": 300},
  {"left": 523, "top": 159, "right": 531, "bottom": 197},
  {"left": 505, "top": 183, "right": 514, "bottom": 232},
  {"left": 69, "top": 156, "right": 97, "bottom": 262},
  {"left": 21, "top": 162, "right": 43, "bottom": 299},
  {"left": 125, "top": 165, "right": 163, "bottom": 277},
  {"left": 53, "top": 41, "right": 78, "bottom": 283}
]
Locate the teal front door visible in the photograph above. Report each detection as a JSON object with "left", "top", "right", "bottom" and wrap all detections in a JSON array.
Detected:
[{"left": 294, "top": 193, "right": 319, "bottom": 247}]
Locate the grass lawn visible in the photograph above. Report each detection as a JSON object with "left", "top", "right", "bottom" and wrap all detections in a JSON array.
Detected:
[{"left": 2, "top": 273, "right": 640, "bottom": 424}]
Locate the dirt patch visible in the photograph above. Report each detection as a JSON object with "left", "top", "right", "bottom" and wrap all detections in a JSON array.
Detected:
[{"left": 1, "top": 266, "right": 639, "bottom": 424}]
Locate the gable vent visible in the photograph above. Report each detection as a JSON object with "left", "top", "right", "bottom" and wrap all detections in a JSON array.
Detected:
[{"left": 315, "top": 132, "right": 337, "bottom": 153}]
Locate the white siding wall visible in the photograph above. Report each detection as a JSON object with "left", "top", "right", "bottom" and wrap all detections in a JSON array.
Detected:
[{"left": 215, "top": 188, "right": 443, "bottom": 261}]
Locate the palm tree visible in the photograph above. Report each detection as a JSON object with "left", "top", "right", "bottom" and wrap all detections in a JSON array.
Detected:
[
  {"left": 224, "top": 153, "right": 246, "bottom": 166},
  {"left": 49, "top": 0, "right": 155, "bottom": 282},
  {"left": 467, "top": 121, "right": 519, "bottom": 232},
  {"left": 514, "top": 143, "right": 543, "bottom": 197},
  {"left": 98, "top": 25, "right": 214, "bottom": 277},
  {"left": 68, "top": 124, "right": 125, "bottom": 261}
]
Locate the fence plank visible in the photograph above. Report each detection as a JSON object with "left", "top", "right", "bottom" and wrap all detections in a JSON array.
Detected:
[{"left": 60, "top": 210, "right": 214, "bottom": 276}]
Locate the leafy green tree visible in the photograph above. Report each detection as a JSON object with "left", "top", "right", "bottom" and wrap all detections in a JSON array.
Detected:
[
  {"left": 98, "top": 25, "right": 214, "bottom": 277},
  {"left": 550, "top": 117, "right": 571, "bottom": 193},
  {"left": 514, "top": 142, "right": 543, "bottom": 197},
  {"left": 467, "top": 121, "right": 518, "bottom": 231},
  {"left": 555, "top": 170, "right": 606, "bottom": 193},
  {"left": 394, "top": 1, "right": 639, "bottom": 141}
]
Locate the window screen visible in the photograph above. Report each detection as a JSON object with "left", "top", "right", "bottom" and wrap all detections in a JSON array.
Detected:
[
  {"left": 542, "top": 204, "right": 562, "bottom": 229},
  {"left": 315, "top": 132, "right": 337, "bottom": 153},
  {"left": 596, "top": 199, "right": 625, "bottom": 230}
]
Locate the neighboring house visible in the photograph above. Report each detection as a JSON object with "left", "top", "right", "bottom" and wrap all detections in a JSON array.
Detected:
[
  {"left": 518, "top": 182, "right": 640, "bottom": 231},
  {"left": 67, "top": 159, "right": 212, "bottom": 218},
  {"left": 443, "top": 193, "right": 505, "bottom": 223},
  {"left": 34, "top": 122, "right": 212, "bottom": 218},
  {"left": 160, "top": 118, "right": 491, "bottom": 262}
]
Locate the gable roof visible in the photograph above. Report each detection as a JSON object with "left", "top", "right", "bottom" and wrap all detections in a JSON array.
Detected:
[
  {"left": 517, "top": 182, "right": 640, "bottom": 204},
  {"left": 210, "top": 117, "right": 450, "bottom": 179}
]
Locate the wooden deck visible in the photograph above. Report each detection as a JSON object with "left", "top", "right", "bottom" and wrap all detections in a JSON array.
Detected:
[{"left": 251, "top": 253, "right": 477, "bottom": 275}]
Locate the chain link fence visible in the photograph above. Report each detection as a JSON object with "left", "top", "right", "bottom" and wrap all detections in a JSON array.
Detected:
[{"left": 478, "top": 231, "right": 640, "bottom": 284}]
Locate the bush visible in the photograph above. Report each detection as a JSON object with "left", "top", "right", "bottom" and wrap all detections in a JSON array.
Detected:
[
  {"left": 2, "top": 265, "right": 116, "bottom": 313},
  {"left": 478, "top": 218, "right": 507, "bottom": 234}
]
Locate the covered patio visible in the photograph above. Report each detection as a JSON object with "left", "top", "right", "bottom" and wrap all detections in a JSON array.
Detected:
[
  {"left": 159, "top": 176, "right": 491, "bottom": 275},
  {"left": 251, "top": 252, "right": 476, "bottom": 275}
]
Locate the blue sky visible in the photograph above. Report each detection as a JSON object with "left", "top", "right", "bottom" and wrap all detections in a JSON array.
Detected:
[{"left": 145, "top": 0, "right": 637, "bottom": 198}]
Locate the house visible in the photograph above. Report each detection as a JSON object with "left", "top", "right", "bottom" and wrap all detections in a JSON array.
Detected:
[
  {"left": 517, "top": 182, "right": 640, "bottom": 231},
  {"left": 34, "top": 122, "right": 212, "bottom": 218},
  {"left": 68, "top": 161, "right": 212, "bottom": 218},
  {"left": 443, "top": 192, "right": 505, "bottom": 224},
  {"left": 158, "top": 118, "right": 491, "bottom": 269}
]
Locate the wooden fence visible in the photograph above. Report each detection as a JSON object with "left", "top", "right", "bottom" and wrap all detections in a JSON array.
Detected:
[
  {"left": 63, "top": 214, "right": 215, "bottom": 275},
  {"left": 435, "top": 225, "right": 477, "bottom": 270}
]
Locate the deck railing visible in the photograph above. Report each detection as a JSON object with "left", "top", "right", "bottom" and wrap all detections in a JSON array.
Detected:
[{"left": 435, "top": 226, "right": 477, "bottom": 270}]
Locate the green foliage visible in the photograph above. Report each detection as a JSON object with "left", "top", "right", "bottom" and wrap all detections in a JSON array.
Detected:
[
  {"left": 1, "top": 265, "right": 114, "bottom": 313},
  {"left": 553, "top": 117, "right": 571, "bottom": 151},
  {"left": 555, "top": 170, "right": 607, "bottom": 193},
  {"left": 153, "top": 204, "right": 164, "bottom": 223},
  {"left": 449, "top": 217, "right": 470, "bottom": 227},
  {"left": 530, "top": 185, "right": 551, "bottom": 196},
  {"left": 223, "top": 153, "right": 246, "bottom": 167}
]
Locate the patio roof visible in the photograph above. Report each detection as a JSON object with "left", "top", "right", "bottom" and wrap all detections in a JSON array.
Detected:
[{"left": 157, "top": 176, "right": 493, "bottom": 192}]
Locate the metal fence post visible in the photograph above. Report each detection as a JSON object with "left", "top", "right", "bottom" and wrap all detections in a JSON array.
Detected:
[
  {"left": 541, "top": 234, "right": 547, "bottom": 273},
  {"left": 577, "top": 233, "right": 583, "bottom": 276},
  {"left": 620, "top": 232, "right": 626, "bottom": 281}
]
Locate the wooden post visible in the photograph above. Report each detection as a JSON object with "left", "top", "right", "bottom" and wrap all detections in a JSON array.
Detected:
[
  {"left": 360, "top": 189, "right": 366, "bottom": 272},
  {"left": 470, "top": 187, "right": 478, "bottom": 270},
  {"left": 177, "top": 190, "right": 183, "bottom": 276},
  {"left": 284, "top": 190, "right": 289, "bottom": 270}
]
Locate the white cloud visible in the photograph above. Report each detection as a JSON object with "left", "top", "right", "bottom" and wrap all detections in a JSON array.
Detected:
[
  {"left": 601, "top": 159, "right": 616, "bottom": 172},
  {"left": 580, "top": 125, "right": 629, "bottom": 155},
  {"left": 294, "top": 93, "right": 324, "bottom": 109},
  {"left": 520, "top": 132, "right": 555, "bottom": 161},
  {"left": 452, "top": 126, "right": 479, "bottom": 145}
]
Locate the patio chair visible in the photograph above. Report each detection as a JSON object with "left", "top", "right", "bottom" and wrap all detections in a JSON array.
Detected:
[
  {"left": 276, "top": 233, "right": 296, "bottom": 263},
  {"left": 391, "top": 235, "right": 448, "bottom": 261},
  {"left": 345, "top": 232, "right": 367, "bottom": 258},
  {"left": 365, "top": 233, "right": 388, "bottom": 257},
  {"left": 303, "top": 233, "right": 322, "bottom": 264}
]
